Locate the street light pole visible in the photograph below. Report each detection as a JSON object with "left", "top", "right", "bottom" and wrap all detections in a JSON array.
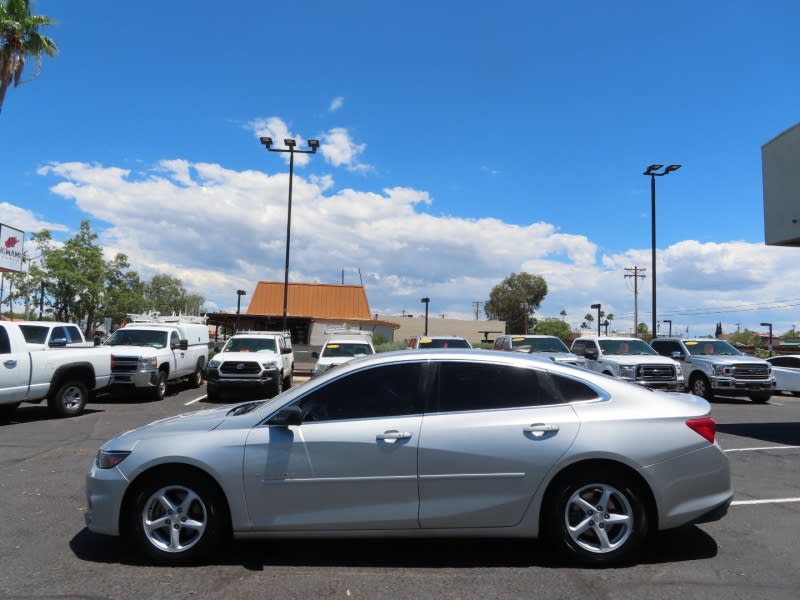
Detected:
[
  {"left": 643, "top": 163, "right": 681, "bottom": 340},
  {"left": 421, "top": 297, "right": 430, "bottom": 335},
  {"left": 236, "top": 289, "right": 247, "bottom": 333},
  {"left": 260, "top": 136, "right": 319, "bottom": 333},
  {"left": 760, "top": 322, "right": 773, "bottom": 356},
  {"left": 591, "top": 303, "right": 602, "bottom": 337}
]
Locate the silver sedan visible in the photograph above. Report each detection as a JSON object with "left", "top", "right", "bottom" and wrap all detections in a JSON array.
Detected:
[{"left": 85, "top": 349, "right": 732, "bottom": 566}]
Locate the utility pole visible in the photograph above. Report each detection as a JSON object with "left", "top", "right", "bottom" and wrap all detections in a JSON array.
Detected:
[
  {"left": 624, "top": 266, "right": 646, "bottom": 337},
  {"left": 472, "top": 301, "right": 483, "bottom": 320}
]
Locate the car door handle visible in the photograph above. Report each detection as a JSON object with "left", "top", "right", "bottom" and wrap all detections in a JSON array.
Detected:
[
  {"left": 3, "top": 359, "right": 17, "bottom": 368},
  {"left": 524, "top": 423, "right": 560, "bottom": 437},
  {"left": 376, "top": 430, "right": 412, "bottom": 442}
]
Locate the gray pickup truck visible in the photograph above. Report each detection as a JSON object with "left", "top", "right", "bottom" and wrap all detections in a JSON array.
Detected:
[{"left": 650, "top": 338, "right": 775, "bottom": 403}]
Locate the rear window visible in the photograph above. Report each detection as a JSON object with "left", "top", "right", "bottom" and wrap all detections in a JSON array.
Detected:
[
  {"left": 19, "top": 325, "right": 48, "bottom": 344},
  {"left": 322, "top": 342, "right": 374, "bottom": 358},
  {"left": 417, "top": 337, "right": 471, "bottom": 349}
]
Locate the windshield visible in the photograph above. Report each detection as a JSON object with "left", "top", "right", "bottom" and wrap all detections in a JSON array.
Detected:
[
  {"left": 512, "top": 336, "right": 569, "bottom": 352},
  {"left": 684, "top": 340, "right": 742, "bottom": 356},
  {"left": 418, "top": 337, "right": 471, "bottom": 349},
  {"left": 321, "top": 342, "right": 374, "bottom": 358},
  {"left": 106, "top": 329, "right": 168, "bottom": 348},
  {"left": 223, "top": 337, "right": 277, "bottom": 353},
  {"left": 598, "top": 339, "right": 657, "bottom": 355}
]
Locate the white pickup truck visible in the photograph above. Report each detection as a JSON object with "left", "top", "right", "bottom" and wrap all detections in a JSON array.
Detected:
[
  {"left": 104, "top": 314, "right": 209, "bottom": 401},
  {"left": 0, "top": 321, "right": 111, "bottom": 419}
]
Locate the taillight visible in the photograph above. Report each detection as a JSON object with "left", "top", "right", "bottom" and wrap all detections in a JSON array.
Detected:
[{"left": 687, "top": 417, "right": 716, "bottom": 443}]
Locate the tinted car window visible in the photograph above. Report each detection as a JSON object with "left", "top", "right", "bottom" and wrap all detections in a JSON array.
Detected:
[
  {"left": 651, "top": 340, "right": 682, "bottom": 356},
  {"left": 435, "top": 362, "right": 549, "bottom": 412},
  {"left": 552, "top": 373, "right": 601, "bottom": 402},
  {"left": 571, "top": 339, "right": 593, "bottom": 356},
  {"left": 296, "top": 362, "right": 425, "bottom": 421},
  {"left": 19, "top": 325, "right": 48, "bottom": 344},
  {"left": 769, "top": 356, "right": 800, "bottom": 368},
  {"left": 0, "top": 326, "right": 10, "bottom": 354}
]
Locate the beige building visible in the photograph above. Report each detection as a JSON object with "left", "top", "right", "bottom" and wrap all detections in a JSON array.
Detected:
[{"left": 380, "top": 315, "right": 506, "bottom": 347}]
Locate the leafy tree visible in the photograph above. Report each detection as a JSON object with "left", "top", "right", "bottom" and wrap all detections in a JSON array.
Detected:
[
  {"left": 559, "top": 309, "right": 567, "bottom": 321},
  {"left": 728, "top": 329, "right": 761, "bottom": 347},
  {"left": 484, "top": 272, "right": 548, "bottom": 334},
  {"left": 143, "top": 274, "right": 205, "bottom": 316},
  {"left": 533, "top": 317, "right": 571, "bottom": 340},
  {"left": 783, "top": 327, "right": 799, "bottom": 339},
  {"left": 0, "top": 0, "right": 57, "bottom": 113},
  {"left": 101, "top": 253, "right": 147, "bottom": 324},
  {"left": 637, "top": 322, "right": 650, "bottom": 338}
]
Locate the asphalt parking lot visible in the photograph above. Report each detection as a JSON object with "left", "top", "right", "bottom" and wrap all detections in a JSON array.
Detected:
[{"left": 0, "top": 385, "right": 798, "bottom": 600}]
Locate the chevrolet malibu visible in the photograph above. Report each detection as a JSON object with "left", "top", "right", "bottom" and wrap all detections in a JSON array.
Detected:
[{"left": 85, "top": 349, "right": 731, "bottom": 566}]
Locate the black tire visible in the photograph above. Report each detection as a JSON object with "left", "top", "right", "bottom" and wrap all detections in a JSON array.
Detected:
[
  {"left": 748, "top": 392, "right": 771, "bottom": 403},
  {"left": 151, "top": 371, "right": 168, "bottom": 401},
  {"left": 271, "top": 373, "right": 283, "bottom": 398},
  {"left": 127, "top": 470, "right": 229, "bottom": 565},
  {"left": 189, "top": 360, "right": 204, "bottom": 389},
  {"left": 206, "top": 387, "right": 220, "bottom": 403},
  {"left": 690, "top": 374, "right": 714, "bottom": 400},
  {"left": 283, "top": 370, "right": 293, "bottom": 390},
  {"left": 47, "top": 380, "right": 88, "bottom": 418},
  {"left": 545, "top": 467, "right": 649, "bottom": 566}
]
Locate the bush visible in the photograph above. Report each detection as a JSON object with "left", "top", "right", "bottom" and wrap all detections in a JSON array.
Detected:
[{"left": 375, "top": 341, "right": 407, "bottom": 353}]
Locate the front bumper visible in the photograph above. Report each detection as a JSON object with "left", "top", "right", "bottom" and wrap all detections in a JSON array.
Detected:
[
  {"left": 711, "top": 377, "right": 775, "bottom": 396},
  {"left": 206, "top": 367, "right": 281, "bottom": 398},
  {"left": 109, "top": 369, "right": 159, "bottom": 389},
  {"left": 84, "top": 461, "right": 129, "bottom": 536}
]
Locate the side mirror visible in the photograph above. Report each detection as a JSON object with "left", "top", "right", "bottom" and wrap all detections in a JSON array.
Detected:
[
  {"left": 49, "top": 337, "right": 68, "bottom": 348},
  {"left": 282, "top": 346, "right": 292, "bottom": 354},
  {"left": 312, "top": 351, "right": 319, "bottom": 359},
  {"left": 670, "top": 351, "right": 685, "bottom": 361},
  {"left": 584, "top": 348, "right": 598, "bottom": 360},
  {"left": 269, "top": 405, "right": 303, "bottom": 427}
]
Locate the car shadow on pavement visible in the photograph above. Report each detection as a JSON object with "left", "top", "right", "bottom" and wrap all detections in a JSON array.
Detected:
[
  {"left": 0, "top": 405, "right": 103, "bottom": 425},
  {"left": 717, "top": 422, "right": 800, "bottom": 446},
  {"left": 70, "top": 525, "right": 718, "bottom": 569}
]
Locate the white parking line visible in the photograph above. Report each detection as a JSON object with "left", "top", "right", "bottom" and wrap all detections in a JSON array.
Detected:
[
  {"left": 185, "top": 396, "right": 205, "bottom": 405},
  {"left": 723, "top": 445, "right": 800, "bottom": 452},
  {"left": 732, "top": 498, "right": 800, "bottom": 506}
]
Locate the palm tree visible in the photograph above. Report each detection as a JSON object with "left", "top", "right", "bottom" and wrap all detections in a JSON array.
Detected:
[{"left": 0, "top": 0, "right": 57, "bottom": 113}]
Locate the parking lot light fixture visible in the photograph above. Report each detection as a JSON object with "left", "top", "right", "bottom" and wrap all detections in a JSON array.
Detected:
[
  {"left": 760, "top": 322, "right": 773, "bottom": 356},
  {"left": 591, "top": 303, "right": 601, "bottom": 336},
  {"left": 236, "top": 289, "right": 247, "bottom": 332},
  {"left": 421, "top": 297, "right": 430, "bottom": 335},
  {"left": 260, "top": 136, "right": 319, "bottom": 332},
  {"left": 643, "top": 163, "right": 681, "bottom": 340}
]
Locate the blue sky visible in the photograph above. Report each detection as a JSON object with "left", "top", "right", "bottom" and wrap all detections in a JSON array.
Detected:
[{"left": 3, "top": 0, "right": 800, "bottom": 337}]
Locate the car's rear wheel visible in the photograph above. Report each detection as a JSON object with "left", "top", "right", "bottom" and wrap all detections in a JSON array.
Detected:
[
  {"left": 546, "top": 467, "right": 649, "bottom": 565},
  {"left": 128, "top": 471, "right": 229, "bottom": 565},
  {"left": 48, "top": 380, "right": 88, "bottom": 417},
  {"left": 690, "top": 374, "right": 714, "bottom": 400},
  {"left": 189, "top": 360, "right": 204, "bottom": 389}
]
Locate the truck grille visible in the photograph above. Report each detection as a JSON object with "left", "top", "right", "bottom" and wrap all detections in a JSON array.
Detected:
[
  {"left": 731, "top": 364, "right": 770, "bottom": 380},
  {"left": 638, "top": 364, "right": 676, "bottom": 382},
  {"left": 110, "top": 355, "right": 140, "bottom": 373},
  {"left": 219, "top": 361, "right": 263, "bottom": 376}
]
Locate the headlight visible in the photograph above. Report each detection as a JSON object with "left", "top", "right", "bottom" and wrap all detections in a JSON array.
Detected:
[
  {"left": 96, "top": 449, "right": 131, "bottom": 469},
  {"left": 261, "top": 360, "right": 279, "bottom": 370},
  {"left": 208, "top": 359, "right": 221, "bottom": 369},
  {"left": 618, "top": 365, "right": 636, "bottom": 378},
  {"left": 138, "top": 356, "right": 157, "bottom": 369},
  {"left": 712, "top": 365, "right": 732, "bottom": 376}
]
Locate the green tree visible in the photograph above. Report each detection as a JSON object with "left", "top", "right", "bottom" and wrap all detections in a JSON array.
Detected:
[
  {"left": 0, "top": 0, "right": 57, "bottom": 113},
  {"left": 637, "top": 322, "right": 650, "bottom": 338},
  {"left": 143, "top": 274, "right": 205, "bottom": 316},
  {"left": 101, "top": 253, "right": 147, "bottom": 324},
  {"left": 533, "top": 317, "right": 571, "bottom": 340},
  {"left": 484, "top": 272, "right": 548, "bottom": 334},
  {"left": 728, "top": 329, "right": 761, "bottom": 347}
]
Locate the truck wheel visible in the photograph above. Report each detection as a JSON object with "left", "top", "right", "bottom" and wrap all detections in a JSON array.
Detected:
[
  {"left": 748, "top": 392, "right": 771, "bottom": 403},
  {"left": 189, "top": 360, "right": 204, "bottom": 389},
  {"left": 206, "top": 387, "right": 220, "bottom": 403},
  {"left": 284, "top": 371, "right": 293, "bottom": 390},
  {"left": 152, "top": 371, "right": 168, "bottom": 401},
  {"left": 126, "top": 470, "right": 230, "bottom": 565},
  {"left": 690, "top": 374, "right": 714, "bottom": 400},
  {"left": 271, "top": 374, "right": 283, "bottom": 398},
  {"left": 48, "top": 380, "right": 88, "bottom": 418}
]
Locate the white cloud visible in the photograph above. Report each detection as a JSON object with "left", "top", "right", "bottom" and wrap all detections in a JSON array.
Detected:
[
  {"left": 329, "top": 96, "right": 344, "bottom": 111},
  {"left": 320, "top": 127, "right": 372, "bottom": 173},
  {"left": 0, "top": 201, "right": 70, "bottom": 235},
  {"left": 31, "top": 159, "right": 800, "bottom": 335}
]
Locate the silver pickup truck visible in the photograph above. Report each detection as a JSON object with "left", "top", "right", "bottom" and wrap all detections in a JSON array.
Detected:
[{"left": 650, "top": 338, "right": 775, "bottom": 403}]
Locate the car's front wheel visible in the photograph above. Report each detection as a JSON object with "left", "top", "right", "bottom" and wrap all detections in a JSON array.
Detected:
[
  {"left": 151, "top": 371, "right": 167, "bottom": 401},
  {"left": 690, "top": 374, "right": 714, "bottom": 400},
  {"left": 127, "top": 471, "right": 229, "bottom": 565},
  {"left": 748, "top": 392, "right": 771, "bottom": 403},
  {"left": 546, "top": 467, "right": 649, "bottom": 565}
]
